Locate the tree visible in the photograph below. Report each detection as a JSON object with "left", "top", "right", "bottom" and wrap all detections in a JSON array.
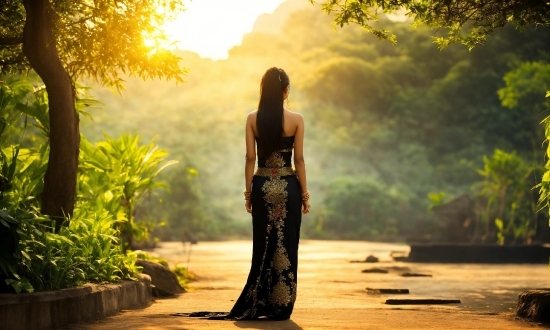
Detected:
[
  {"left": 311, "top": 0, "right": 550, "bottom": 48},
  {"left": 0, "top": 0, "right": 185, "bottom": 230}
]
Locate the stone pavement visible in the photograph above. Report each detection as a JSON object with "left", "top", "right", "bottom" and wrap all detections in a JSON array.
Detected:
[{"left": 68, "top": 240, "right": 549, "bottom": 330}]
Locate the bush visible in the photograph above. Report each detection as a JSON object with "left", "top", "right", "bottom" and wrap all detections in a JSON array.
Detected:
[
  {"left": 0, "top": 76, "right": 170, "bottom": 293},
  {"left": 474, "top": 149, "right": 540, "bottom": 244},
  {"left": 3, "top": 210, "right": 140, "bottom": 293},
  {"left": 318, "top": 177, "right": 408, "bottom": 240},
  {"left": 78, "top": 133, "right": 177, "bottom": 249}
]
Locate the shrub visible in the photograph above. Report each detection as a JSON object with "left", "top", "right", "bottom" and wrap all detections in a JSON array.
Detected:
[{"left": 0, "top": 76, "right": 169, "bottom": 293}]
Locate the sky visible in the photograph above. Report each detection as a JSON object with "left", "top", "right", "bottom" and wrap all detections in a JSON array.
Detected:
[{"left": 164, "top": 0, "right": 287, "bottom": 60}]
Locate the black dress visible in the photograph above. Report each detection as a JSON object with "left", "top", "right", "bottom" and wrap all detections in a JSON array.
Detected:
[
  {"left": 228, "top": 136, "right": 302, "bottom": 320},
  {"left": 179, "top": 136, "right": 302, "bottom": 321}
]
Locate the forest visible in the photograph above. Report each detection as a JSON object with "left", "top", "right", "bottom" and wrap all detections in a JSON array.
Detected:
[{"left": 80, "top": 0, "right": 550, "bottom": 243}]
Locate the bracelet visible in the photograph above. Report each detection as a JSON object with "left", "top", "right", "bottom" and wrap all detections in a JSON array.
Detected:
[
  {"left": 301, "top": 191, "right": 310, "bottom": 201},
  {"left": 244, "top": 191, "right": 251, "bottom": 201}
]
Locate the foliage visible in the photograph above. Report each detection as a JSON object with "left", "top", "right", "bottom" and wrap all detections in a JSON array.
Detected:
[
  {"left": 497, "top": 61, "right": 549, "bottom": 247},
  {"left": 149, "top": 167, "right": 203, "bottom": 240},
  {"left": 427, "top": 192, "right": 447, "bottom": 211},
  {"left": 498, "top": 62, "right": 550, "bottom": 112},
  {"left": 0, "top": 1, "right": 25, "bottom": 73},
  {"left": 0, "top": 142, "right": 140, "bottom": 293},
  {"left": 0, "top": 0, "right": 186, "bottom": 88},
  {"left": 135, "top": 250, "right": 169, "bottom": 267},
  {"left": 2, "top": 75, "right": 177, "bottom": 246},
  {"left": 314, "top": 177, "right": 407, "bottom": 240},
  {"left": 311, "top": 0, "right": 550, "bottom": 49},
  {"left": 172, "top": 264, "right": 196, "bottom": 288},
  {"left": 5, "top": 210, "right": 139, "bottom": 293},
  {"left": 0, "top": 76, "right": 174, "bottom": 293},
  {"left": 148, "top": 166, "right": 250, "bottom": 241},
  {"left": 0, "top": 74, "right": 101, "bottom": 211},
  {"left": 78, "top": 133, "right": 177, "bottom": 249},
  {"left": 0, "top": 76, "right": 28, "bottom": 146},
  {"left": 473, "top": 149, "right": 539, "bottom": 244},
  {"left": 536, "top": 97, "right": 550, "bottom": 220}
]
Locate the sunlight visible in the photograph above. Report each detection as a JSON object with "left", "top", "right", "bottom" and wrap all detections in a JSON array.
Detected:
[
  {"left": 143, "top": 34, "right": 173, "bottom": 55},
  {"left": 162, "top": 0, "right": 286, "bottom": 60}
]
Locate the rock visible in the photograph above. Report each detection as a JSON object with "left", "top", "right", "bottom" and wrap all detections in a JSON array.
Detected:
[
  {"left": 386, "top": 299, "right": 460, "bottom": 305},
  {"left": 384, "top": 266, "right": 411, "bottom": 272},
  {"left": 361, "top": 268, "right": 388, "bottom": 274},
  {"left": 516, "top": 289, "right": 550, "bottom": 323},
  {"left": 136, "top": 259, "right": 185, "bottom": 297},
  {"left": 401, "top": 272, "right": 432, "bottom": 277},
  {"left": 365, "top": 255, "right": 379, "bottom": 263},
  {"left": 390, "top": 251, "right": 409, "bottom": 262},
  {"left": 366, "top": 288, "right": 409, "bottom": 294},
  {"left": 392, "top": 256, "right": 409, "bottom": 262}
]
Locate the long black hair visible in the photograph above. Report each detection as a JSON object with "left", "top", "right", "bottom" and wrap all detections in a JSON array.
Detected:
[{"left": 256, "top": 67, "right": 290, "bottom": 158}]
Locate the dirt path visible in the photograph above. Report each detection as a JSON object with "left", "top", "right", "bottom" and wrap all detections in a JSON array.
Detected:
[{"left": 68, "top": 240, "right": 548, "bottom": 330}]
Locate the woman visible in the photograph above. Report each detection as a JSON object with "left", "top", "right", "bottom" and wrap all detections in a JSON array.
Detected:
[
  {"left": 231, "top": 67, "right": 310, "bottom": 320},
  {"left": 183, "top": 67, "right": 309, "bottom": 321}
]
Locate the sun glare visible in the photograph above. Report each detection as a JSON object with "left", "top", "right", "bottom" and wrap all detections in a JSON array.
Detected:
[
  {"left": 143, "top": 34, "right": 174, "bottom": 55},
  {"left": 162, "top": 0, "right": 286, "bottom": 60}
]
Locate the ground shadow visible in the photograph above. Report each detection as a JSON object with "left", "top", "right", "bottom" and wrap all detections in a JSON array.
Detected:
[{"left": 234, "top": 319, "right": 303, "bottom": 330}]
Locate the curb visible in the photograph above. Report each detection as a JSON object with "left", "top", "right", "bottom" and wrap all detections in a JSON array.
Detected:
[
  {"left": 407, "top": 244, "right": 550, "bottom": 263},
  {"left": 0, "top": 274, "right": 152, "bottom": 329}
]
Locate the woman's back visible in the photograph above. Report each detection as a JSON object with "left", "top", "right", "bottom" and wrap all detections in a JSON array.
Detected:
[
  {"left": 256, "top": 136, "right": 294, "bottom": 172},
  {"left": 249, "top": 110, "right": 302, "bottom": 138}
]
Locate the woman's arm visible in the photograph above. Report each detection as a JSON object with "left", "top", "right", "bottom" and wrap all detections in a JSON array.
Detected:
[
  {"left": 244, "top": 113, "right": 256, "bottom": 212},
  {"left": 293, "top": 114, "right": 310, "bottom": 213}
]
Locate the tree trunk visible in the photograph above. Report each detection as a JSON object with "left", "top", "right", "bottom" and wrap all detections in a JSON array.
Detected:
[{"left": 22, "top": 0, "right": 79, "bottom": 232}]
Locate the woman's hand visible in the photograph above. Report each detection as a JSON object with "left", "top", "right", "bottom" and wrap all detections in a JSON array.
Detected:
[
  {"left": 245, "top": 199, "right": 252, "bottom": 213},
  {"left": 302, "top": 200, "right": 310, "bottom": 214}
]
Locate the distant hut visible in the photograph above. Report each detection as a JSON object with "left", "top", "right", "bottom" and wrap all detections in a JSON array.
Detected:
[{"left": 432, "top": 194, "right": 476, "bottom": 242}]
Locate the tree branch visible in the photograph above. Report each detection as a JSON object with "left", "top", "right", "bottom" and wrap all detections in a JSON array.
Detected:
[{"left": 0, "top": 37, "right": 24, "bottom": 46}]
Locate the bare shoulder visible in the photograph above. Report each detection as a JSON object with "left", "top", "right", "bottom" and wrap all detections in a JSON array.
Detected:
[
  {"left": 247, "top": 111, "right": 257, "bottom": 122},
  {"left": 285, "top": 110, "right": 304, "bottom": 122}
]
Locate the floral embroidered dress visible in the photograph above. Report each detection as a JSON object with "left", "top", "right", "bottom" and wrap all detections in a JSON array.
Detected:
[
  {"left": 178, "top": 136, "right": 302, "bottom": 321},
  {"left": 227, "top": 135, "right": 302, "bottom": 320}
]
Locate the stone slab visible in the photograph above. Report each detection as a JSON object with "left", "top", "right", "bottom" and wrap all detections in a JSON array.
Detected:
[
  {"left": 406, "top": 244, "right": 550, "bottom": 263},
  {"left": 0, "top": 274, "right": 152, "bottom": 329},
  {"left": 361, "top": 268, "right": 389, "bottom": 274},
  {"left": 366, "top": 288, "right": 409, "bottom": 294},
  {"left": 386, "top": 299, "right": 461, "bottom": 305}
]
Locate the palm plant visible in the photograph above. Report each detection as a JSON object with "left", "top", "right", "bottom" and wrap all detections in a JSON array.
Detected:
[
  {"left": 474, "top": 149, "right": 538, "bottom": 244},
  {"left": 78, "top": 134, "right": 177, "bottom": 250}
]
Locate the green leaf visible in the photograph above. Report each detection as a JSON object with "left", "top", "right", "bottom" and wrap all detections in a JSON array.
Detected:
[
  {"left": 495, "top": 218, "right": 504, "bottom": 231},
  {"left": 20, "top": 250, "right": 31, "bottom": 261}
]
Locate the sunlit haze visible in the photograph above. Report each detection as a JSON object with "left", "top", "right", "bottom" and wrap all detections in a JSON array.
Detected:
[{"left": 164, "top": 0, "right": 286, "bottom": 60}]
